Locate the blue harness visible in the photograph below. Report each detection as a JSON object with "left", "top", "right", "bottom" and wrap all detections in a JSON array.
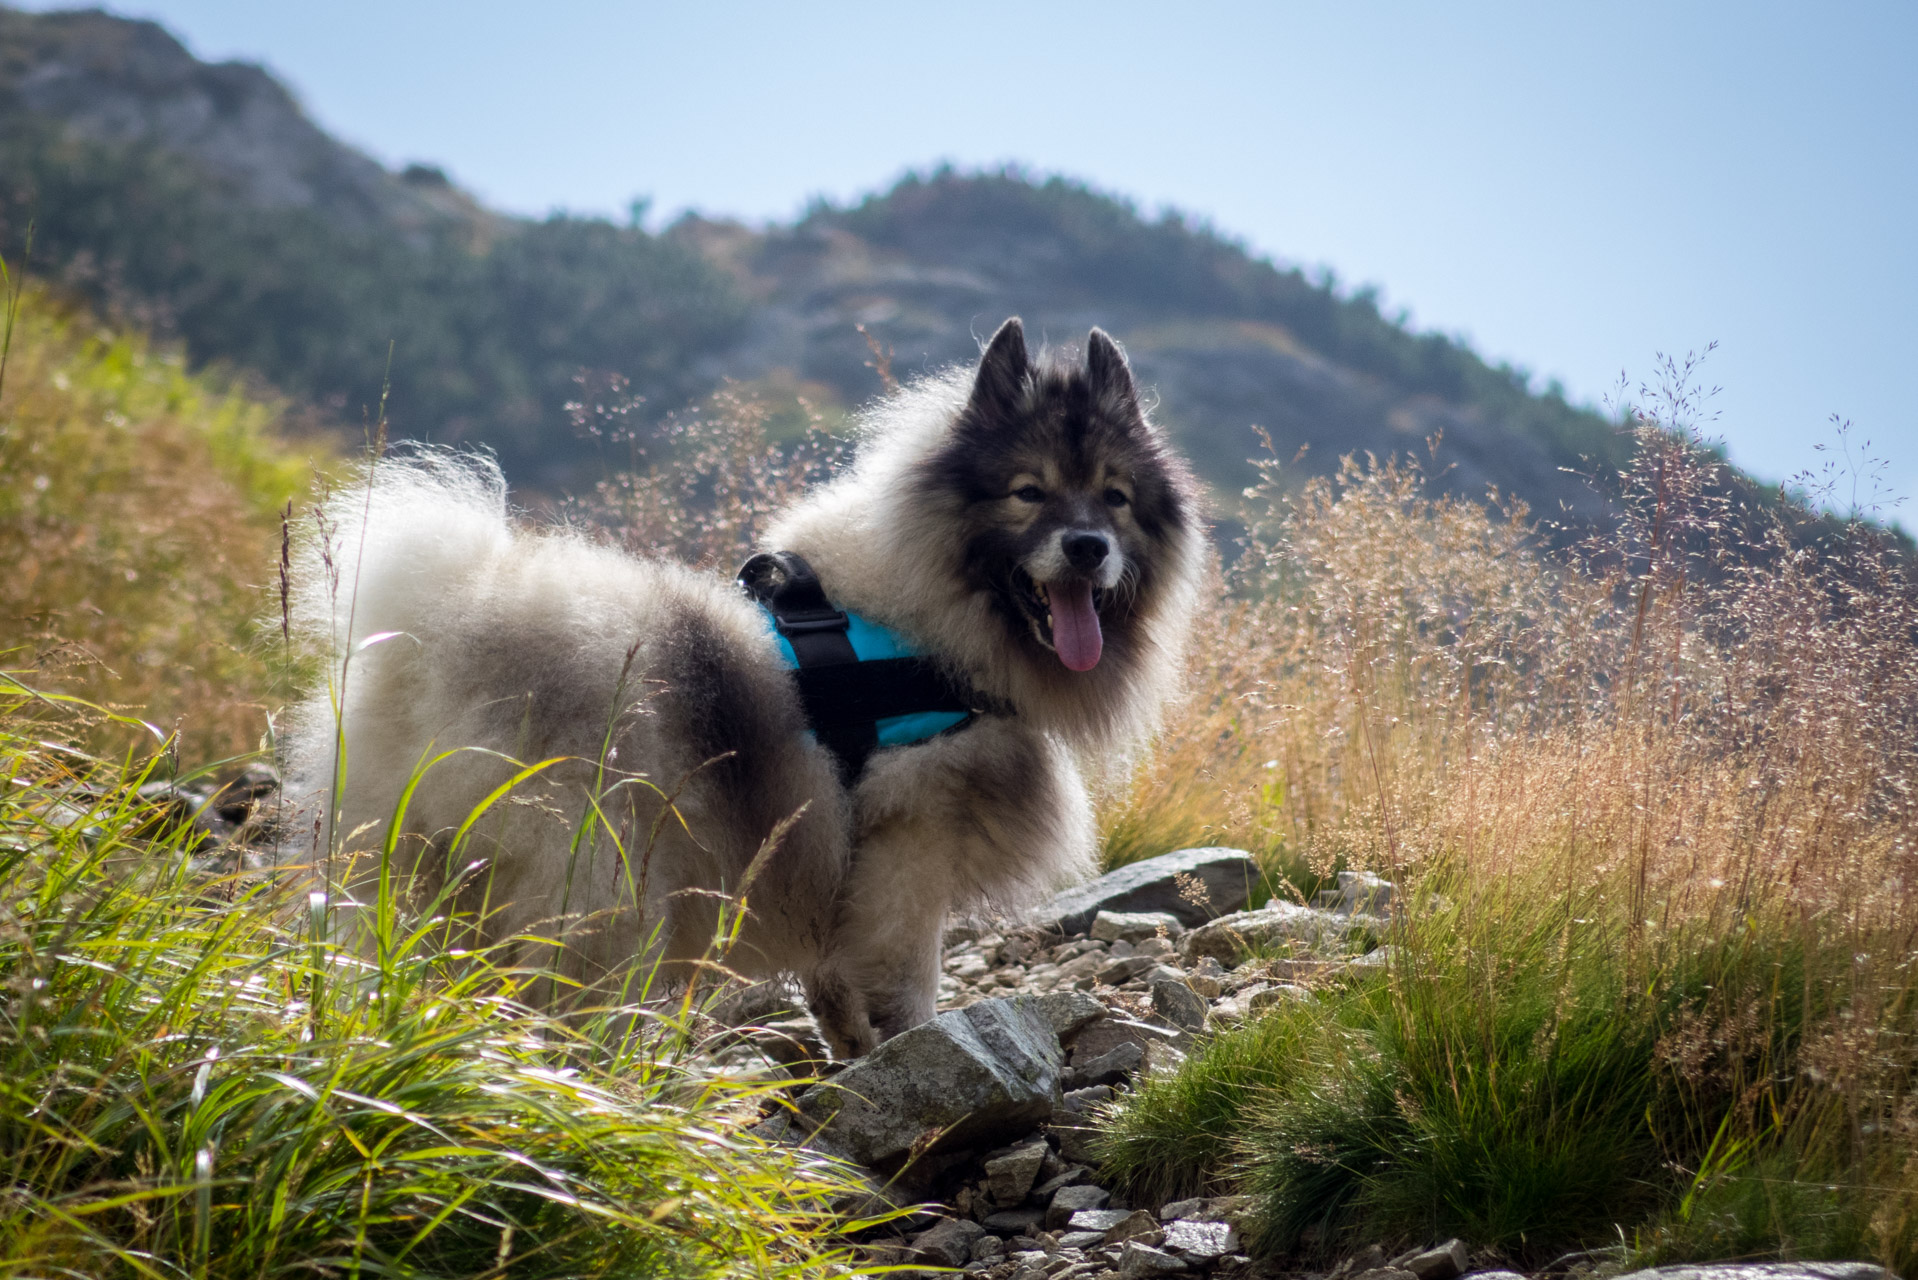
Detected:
[{"left": 738, "top": 551, "right": 999, "bottom": 780}]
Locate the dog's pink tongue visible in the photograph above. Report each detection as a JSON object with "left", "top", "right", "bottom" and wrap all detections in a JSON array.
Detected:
[{"left": 1049, "top": 580, "right": 1103, "bottom": 672}]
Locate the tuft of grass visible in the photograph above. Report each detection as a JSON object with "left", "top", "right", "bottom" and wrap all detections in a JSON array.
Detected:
[
  {"left": 0, "top": 672, "right": 889, "bottom": 1278},
  {"left": 1100, "top": 361, "right": 1918, "bottom": 1271},
  {"left": 0, "top": 287, "right": 332, "bottom": 758}
]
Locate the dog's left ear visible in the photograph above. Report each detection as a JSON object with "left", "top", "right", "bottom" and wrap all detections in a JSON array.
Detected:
[{"left": 1087, "top": 328, "right": 1141, "bottom": 419}]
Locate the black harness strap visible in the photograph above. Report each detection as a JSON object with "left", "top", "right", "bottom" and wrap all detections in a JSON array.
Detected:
[{"left": 738, "top": 551, "right": 1000, "bottom": 782}]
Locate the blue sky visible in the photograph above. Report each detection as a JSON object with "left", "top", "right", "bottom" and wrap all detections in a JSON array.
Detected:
[{"left": 24, "top": 1, "right": 1918, "bottom": 511}]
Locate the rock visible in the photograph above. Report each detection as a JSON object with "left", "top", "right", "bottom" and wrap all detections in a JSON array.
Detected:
[
  {"left": 914, "top": 1217, "right": 987, "bottom": 1267},
  {"left": 1057, "top": 1230, "right": 1106, "bottom": 1250},
  {"left": 1072, "top": 1017, "right": 1187, "bottom": 1063},
  {"left": 970, "top": 1234, "right": 1006, "bottom": 1261},
  {"left": 1609, "top": 1268, "right": 1894, "bottom": 1280},
  {"left": 1051, "top": 1117, "right": 1104, "bottom": 1165},
  {"left": 1047, "top": 1183, "right": 1111, "bottom": 1228},
  {"left": 1352, "top": 1269, "right": 1418, "bottom": 1280},
  {"left": 1037, "top": 847, "right": 1258, "bottom": 935},
  {"left": 1162, "top": 1219, "right": 1239, "bottom": 1260},
  {"left": 1066, "top": 1208, "right": 1135, "bottom": 1233},
  {"left": 797, "top": 997, "right": 1062, "bottom": 1168},
  {"left": 1091, "top": 910, "right": 1186, "bottom": 942},
  {"left": 1103, "top": 1209, "right": 1165, "bottom": 1245},
  {"left": 1118, "top": 1240, "right": 1189, "bottom": 1276},
  {"left": 1149, "top": 978, "right": 1210, "bottom": 1033},
  {"left": 1314, "top": 870, "right": 1396, "bottom": 915},
  {"left": 1097, "top": 954, "right": 1158, "bottom": 985},
  {"left": 981, "top": 1206, "right": 1046, "bottom": 1234},
  {"left": 1027, "top": 991, "right": 1111, "bottom": 1045},
  {"left": 1065, "top": 1041, "right": 1142, "bottom": 1088},
  {"left": 1181, "top": 901, "right": 1363, "bottom": 966},
  {"left": 984, "top": 1141, "right": 1049, "bottom": 1206},
  {"left": 1458, "top": 1273, "right": 1524, "bottom": 1280},
  {"left": 1398, "top": 1239, "right": 1468, "bottom": 1280},
  {"left": 1058, "top": 1083, "right": 1114, "bottom": 1114}
]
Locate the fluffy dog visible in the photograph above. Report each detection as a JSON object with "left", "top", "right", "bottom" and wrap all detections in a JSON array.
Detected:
[{"left": 281, "top": 318, "right": 1204, "bottom": 1057}]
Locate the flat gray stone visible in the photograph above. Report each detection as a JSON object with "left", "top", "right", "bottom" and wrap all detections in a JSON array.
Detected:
[
  {"left": 1181, "top": 901, "right": 1364, "bottom": 965},
  {"left": 1313, "top": 869, "right": 1396, "bottom": 915},
  {"left": 1046, "top": 1182, "right": 1111, "bottom": 1228},
  {"left": 798, "top": 997, "right": 1062, "bottom": 1168},
  {"left": 1091, "top": 909, "right": 1186, "bottom": 942},
  {"left": 1119, "top": 1240, "right": 1189, "bottom": 1276},
  {"left": 1072, "top": 1016, "right": 1187, "bottom": 1063},
  {"left": 1058, "top": 1230, "right": 1106, "bottom": 1250},
  {"left": 1162, "top": 1218, "right": 1238, "bottom": 1260},
  {"left": 1612, "top": 1268, "right": 1892, "bottom": 1280},
  {"left": 1150, "top": 978, "right": 1210, "bottom": 1032},
  {"left": 1037, "top": 847, "right": 1257, "bottom": 935},
  {"left": 1066, "top": 1208, "right": 1134, "bottom": 1233}
]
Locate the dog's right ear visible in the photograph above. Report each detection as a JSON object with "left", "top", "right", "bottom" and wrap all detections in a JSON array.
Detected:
[{"left": 967, "top": 317, "right": 1029, "bottom": 423}]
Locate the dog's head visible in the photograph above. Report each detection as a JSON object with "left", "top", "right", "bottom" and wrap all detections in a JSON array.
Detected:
[{"left": 915, "top": 317, "right": 1200, "bottom": 676}]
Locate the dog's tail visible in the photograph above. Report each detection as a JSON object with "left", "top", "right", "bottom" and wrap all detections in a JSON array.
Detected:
[
  {"left": 285, "top": 445, "right": 511, "bottom": 661},
  {"left": 277, "top": 447, "right": 512, "bottom": 857}
]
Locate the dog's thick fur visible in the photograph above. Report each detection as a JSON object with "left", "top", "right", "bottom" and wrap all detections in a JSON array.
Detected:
[{"left": 281, "top": 319, "right": 1204, "bottom": 1057}]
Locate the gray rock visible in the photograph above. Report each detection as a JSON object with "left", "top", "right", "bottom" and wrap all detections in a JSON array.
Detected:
[
  {"left": 1066, "top": 1040, "right": 1143, "bottom": 1088},
  {"left": 1026, "top": 990, "right": 1111, "bottom": 1045},
  {"left": 913, "top": 1216, "right": 986, "bottom": 1267},
  {"left": 984, "top": 1140, "right": 1048, "bottom": 1206},
  {"left": 1091, "top": 910, "right": 1186, "bottom": 942},
  {"left": 797, "top": 997, "right": 1062, "bottom": 1168},
  {"left": 1314, "top": 870, "right": 1396, "bottom": 915},
  {"left": 1097, "top": 954, "right": 1158, "bottom": 985},
  {"left": 1058, "top": 1083, "right": 1114, "bottom": 1114},
  {"left": 1162, "top": 1219, "right": 1239, "bottom": 1260},
  {"left": 1181, "top": 901, "right": 1362, "bottom": 965},
  {"left": 1047, "top": 1182, "right": 1112, "bottom": 1228},
  {"left": 1104, "top": 1209, "right": 1165, "bottom": 1245},
  {"left": 1458, "top": 1272, "right": 1524, "bottom": 1280},
  {"left": 1611, "top": 1268, "right": 1893, "bottom": 1280},
  {"left": 1149, "top": 978, "right": 1210, "bottom": 1033},
  {"left": 1398, "top": 1239, "right": 1468, "bottom": 1280},
  {"left": 1051, "top": 1117, "right": 1104, "bottom": 1165},
  {"left": 1072, "top": 1016, "right": 1188, "bottom": 1063},
  {"left": 1037, "top": 847, "right": 1258, "bottom": 935},
  {"left": 1066, "top": 1208, "right": 1135, "bottom": 1233},
  {"left": 1058, "top": 1230, "right": 1107, "bottom": 1250},
  {"left": 1352, "top": 1269, "right": 1418, "bottom": 1280},
  {"left": 981, "top": 1206, "right": 1046, "bottom": 1233},
  {"left": 1119, "top": 1240, "right": 1189, "bottom": 1276},
  {"left": 970, "top": 1234, "right": 1006, "bottom": 1261}
]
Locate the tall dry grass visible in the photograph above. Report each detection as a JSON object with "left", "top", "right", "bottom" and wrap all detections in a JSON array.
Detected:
[
  {"left": 0, "top": 289, "right": 330, "bottom": 758},
  {"left": 1100, "top": 358, "right": 1918, "bottom": 1265}
]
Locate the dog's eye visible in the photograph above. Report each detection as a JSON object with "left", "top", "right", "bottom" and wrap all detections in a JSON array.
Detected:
[
  {"left": 1104, "top": 488, "right": 1130, "bottom": 508},
  {"left": 1013, "top": 485, "right": 1046, "bottom": 504}
]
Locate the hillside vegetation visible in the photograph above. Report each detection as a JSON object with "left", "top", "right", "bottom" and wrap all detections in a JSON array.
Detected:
[
  {"left": 0, "top": 286, "right": 326, "bottom": 758},
  {"left": 2, "top": 6, "right": 1629, "bottom": 514}
]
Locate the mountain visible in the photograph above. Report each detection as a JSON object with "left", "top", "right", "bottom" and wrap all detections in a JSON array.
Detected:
[{"left": 0, "top": 5, "right": 1629, "bottom": 519}]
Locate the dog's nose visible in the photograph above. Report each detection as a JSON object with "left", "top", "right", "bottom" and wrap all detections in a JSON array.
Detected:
[{"left": 1063, "top": 531, "right": 1110, "bottom": 571}]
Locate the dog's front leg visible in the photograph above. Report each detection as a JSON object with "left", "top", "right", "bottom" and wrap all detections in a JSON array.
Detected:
[{"left": 828, "top": 820, "right": 951, "bottom": 1045}]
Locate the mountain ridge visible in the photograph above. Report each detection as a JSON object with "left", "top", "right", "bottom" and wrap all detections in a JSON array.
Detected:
[{"left": 0, "top": 5, "right": 1630, "bottom": 520}]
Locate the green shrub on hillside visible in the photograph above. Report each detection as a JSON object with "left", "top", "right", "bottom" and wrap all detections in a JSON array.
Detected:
[{"left": 0, "top": 121, "right": 746, "bottom": 475}]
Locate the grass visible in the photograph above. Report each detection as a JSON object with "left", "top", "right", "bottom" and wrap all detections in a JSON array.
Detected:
[
  {"left": 0, "top": 288, "right": 330, "bottom": 760},
  {"left": 1096, "top": 360, "right": 1918, "bottom": 1270},
  {"left": 0, "top": 669, "right": 889, "bottom": 1278}
]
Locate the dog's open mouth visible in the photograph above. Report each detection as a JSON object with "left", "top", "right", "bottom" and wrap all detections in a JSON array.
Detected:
[{"left": 1014, "top": 568, "right": 1106, "bottom": 672}]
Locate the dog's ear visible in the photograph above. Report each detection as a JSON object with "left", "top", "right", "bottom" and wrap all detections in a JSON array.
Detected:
[
  {"left": 1086, "top": 328, "right": 1141, "bottom": 419},
  {"left": 967, "top": 317, "right": 1029, "bottom": 423}
]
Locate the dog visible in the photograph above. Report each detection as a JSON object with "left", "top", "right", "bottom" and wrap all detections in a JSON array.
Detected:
[{"left": 280, "top": 318, "right": 1205, "bottom": 1058}]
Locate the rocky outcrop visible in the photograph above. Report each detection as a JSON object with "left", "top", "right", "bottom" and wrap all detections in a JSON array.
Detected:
[{"left": 1036, "top": 848, "right": 1258, "bottom": 936}]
